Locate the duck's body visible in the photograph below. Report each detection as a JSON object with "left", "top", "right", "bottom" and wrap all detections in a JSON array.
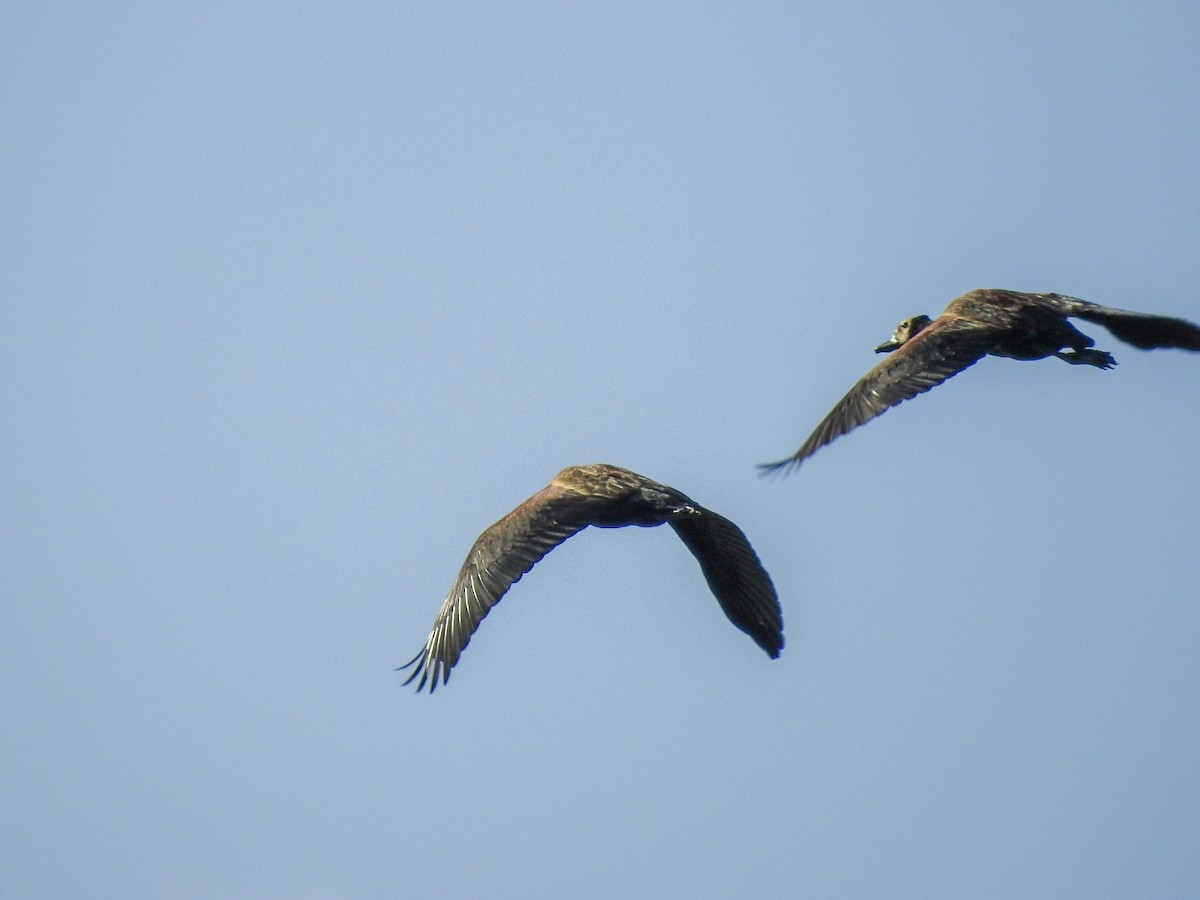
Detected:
[
  {"left": 402, "top": 463, "right": 784, "bottom": 692},
  {"left": 762, "top": 289, "right": 1200, "bottom": 473}
]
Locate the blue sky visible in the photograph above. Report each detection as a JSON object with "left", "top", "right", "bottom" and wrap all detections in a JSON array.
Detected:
[{"left": 4, "top": 3, "right": 1199, "bottom": 897}]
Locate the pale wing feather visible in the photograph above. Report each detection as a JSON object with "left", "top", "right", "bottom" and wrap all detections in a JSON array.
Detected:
[
  {"left": 761, "top": 319, "right": 1000, "bottom": 474},
  {"left": 401, "top": 489, "right": 595, "bottom": 692}
]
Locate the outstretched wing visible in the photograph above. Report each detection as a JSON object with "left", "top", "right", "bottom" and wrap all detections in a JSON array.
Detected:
[
  {"left": 760, "top": 318, "right": 1001, "bottom": 474},
  {"left": 400, "top": 486, "right": 596, "bottom": 692},
  {"left": 669, "top": 508, "right": 784, "bottom": 658},
  {"left": 1044, "top": 294, "right": 1200, "bottom": 351}
]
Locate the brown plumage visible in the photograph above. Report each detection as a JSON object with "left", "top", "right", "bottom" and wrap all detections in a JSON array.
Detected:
[
  {"left": 401, "top": 463, "right": 784, "bottom": 692},
  {"left": 762, "top": 289, "right": 1200, "bottom": 474}
]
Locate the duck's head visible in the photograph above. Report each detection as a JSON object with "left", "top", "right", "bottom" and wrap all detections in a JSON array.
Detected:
[{"left": 875, "top": 315, "right": 932, "bottom": 353}]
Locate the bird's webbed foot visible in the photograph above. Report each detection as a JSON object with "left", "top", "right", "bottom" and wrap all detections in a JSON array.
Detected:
[{"left": 1055, "top": 348, "right": 1117, "bottom": 369}]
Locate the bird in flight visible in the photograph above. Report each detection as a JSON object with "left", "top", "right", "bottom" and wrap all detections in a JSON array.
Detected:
[
  {"left": 761, "top": 289, "right": 1200, "bottom": 474},
  {"left": 401, "top": 463, "right": 784, "bottom": 692}
]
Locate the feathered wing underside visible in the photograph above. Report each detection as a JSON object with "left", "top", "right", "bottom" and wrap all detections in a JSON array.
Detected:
[
  {"left": 669, "top": 509, "right": 784, "bottom": 658},
  {"left": 760, "top": 318, "right": 1001, "bottom": 473},
  {"left": 1046, "top": 295, "right": 1200, "bottom": 351},
  {"left": 400, "top": 488, "right": 594, "bottom": 692}
]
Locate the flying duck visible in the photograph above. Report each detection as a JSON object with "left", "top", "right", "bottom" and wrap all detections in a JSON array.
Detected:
[
  {"left": 401, "top": 463, "right": 784, "bottom": 692},
  {"left": 762, "top": 289, "right": 1200, "bottom": 473}
]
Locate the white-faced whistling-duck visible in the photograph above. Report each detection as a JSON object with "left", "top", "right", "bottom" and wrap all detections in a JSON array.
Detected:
[
  {"left": 761, "top": 289, "right": 1200, "bottom": 474},
  {"left": 401, "top": 463, "right": 784, "bottom": 692}
]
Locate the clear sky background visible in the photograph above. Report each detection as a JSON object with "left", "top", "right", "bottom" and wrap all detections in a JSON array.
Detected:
[{"left": 4, "top": 3, "right": 1199, "bottom": 898}]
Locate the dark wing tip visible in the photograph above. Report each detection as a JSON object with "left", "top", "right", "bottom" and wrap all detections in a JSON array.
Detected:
[
  {"left": 747, "top": 620, "right": 784, "bottom": 659},
  {"left": 756, "top": 452, "right": 810, "bottom": 478},
  {"left": 758, "top": 441, "right": 837, "bottom": 482},
  {"left": 750, "top": 612, "right": 785, "bottom": 659},
  {"left": 397, "top": 646, "right": 448, "bottom": 694}
]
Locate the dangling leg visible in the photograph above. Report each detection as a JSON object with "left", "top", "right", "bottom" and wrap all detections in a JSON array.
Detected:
[
  {"left": 1053, "top": 321, "right": 1117, "bottom": 368},
  {"left": 1054, "top": 348, "right": 1117, "bottom": 368}
]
